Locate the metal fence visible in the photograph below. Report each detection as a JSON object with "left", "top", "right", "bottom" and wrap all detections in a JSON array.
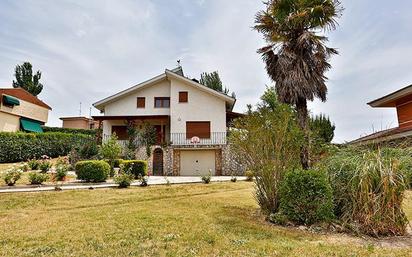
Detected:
[{"left": 102, "top": 132, "right": 227, "bottom": 147}]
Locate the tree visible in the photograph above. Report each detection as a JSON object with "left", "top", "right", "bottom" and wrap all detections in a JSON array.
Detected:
[
  {"left": 199, "top": 71, "right": 229, "bottom": 94},
  {"left": 254, "top": 0, "right": 342, "bottom": 169},
  {"left": 229, "top": 87, "right": 303, "bottom": 214},
  {"left": 310, "top": 114, "right": 335, "bottom": 143},
  {"left": 99, "top": 134, "right": 122, "bottom": 172},
  {"left": 12, "top": 62, "right": 44, "bottom": 96}
]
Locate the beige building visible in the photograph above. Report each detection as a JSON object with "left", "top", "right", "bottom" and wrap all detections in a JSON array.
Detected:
[
  {"left": 93, "top": 66, "right": 243, "bottom": 176},
  {"left": 0, "top": 88, "right": 51, "bottom": 132},
  {"left": 60, "top": 116, "right": 98, "bottom": 130}
]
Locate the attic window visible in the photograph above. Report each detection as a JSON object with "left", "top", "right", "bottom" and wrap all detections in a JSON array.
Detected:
[
  {"left": 137, "top": 97, "right": 145, "bottom": 108},
  {"left": 179, "top": 91, "right": 188, "bottom": 103}
]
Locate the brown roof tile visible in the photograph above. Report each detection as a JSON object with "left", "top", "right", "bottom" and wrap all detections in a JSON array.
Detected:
[{"left": 0, "top": 87, "right": 51, "bottom": 110}]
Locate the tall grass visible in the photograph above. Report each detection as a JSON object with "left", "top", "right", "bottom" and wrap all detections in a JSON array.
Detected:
[{"left": 324, "top": 146, "right": 410, "bottom": 236}]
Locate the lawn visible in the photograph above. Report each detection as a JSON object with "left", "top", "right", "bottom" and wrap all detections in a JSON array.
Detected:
[{"left": 0, "top": 182, "right": 411, "bottom": 257}]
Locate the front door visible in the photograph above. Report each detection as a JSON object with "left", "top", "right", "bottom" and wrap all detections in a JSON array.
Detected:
[{"left": 153, "top": 148, "right": 164, "bottom": 176}]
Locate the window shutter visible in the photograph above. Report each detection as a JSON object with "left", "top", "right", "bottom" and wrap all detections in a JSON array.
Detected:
[
  {"left": 179, "top": 91, "right": 188, "bottom": 103},
  {"left": 137, "top": 97, "right": 145, "bottom": 108},
  {"left": 186, "top": 121, "right": 211, "bottom": 139}
]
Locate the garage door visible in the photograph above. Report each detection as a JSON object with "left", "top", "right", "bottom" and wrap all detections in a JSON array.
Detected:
[{"left": 180, "top": 150, "right": 216, "bottom": 176}]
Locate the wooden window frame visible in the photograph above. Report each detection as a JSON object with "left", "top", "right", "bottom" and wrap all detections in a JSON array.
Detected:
[
  {"left": 154, "top": 97, "right": 170, "bottom": 108},
  {"left": 186, "top": 121, "right": 211, "bottom": 139},
  {"left": 136, "top": 97, "right": 145, "bottom": 108},
  {"left": 179, "top": 91, "right": 188, "bottom": 103}
]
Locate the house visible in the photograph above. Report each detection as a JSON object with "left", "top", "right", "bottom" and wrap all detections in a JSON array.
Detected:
[
  {"left": 93, "top": 66, "right": 244, "bottom": 176},
  {"left": 60, "top": 116, "right": 98, "bottom": 130},
  {"left": 351, "top": 83, "right": 412, "bottom": 144},
  {"left": 0, "top": 88, "right": 51, "bottom": 132}
]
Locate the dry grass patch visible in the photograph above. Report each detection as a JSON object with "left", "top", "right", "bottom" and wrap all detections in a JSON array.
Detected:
[{"left": 0, "top": 183, "right": 411, "bottom": 257}]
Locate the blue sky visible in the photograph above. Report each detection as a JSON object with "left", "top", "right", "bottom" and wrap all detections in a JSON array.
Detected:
[{"left": 1, "top": 0, "right": 412, "bottom": 143}]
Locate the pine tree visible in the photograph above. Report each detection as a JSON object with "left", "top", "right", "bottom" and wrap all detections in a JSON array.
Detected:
[{"left": 12, "top": 62, "right": 43, "bottom": 96}]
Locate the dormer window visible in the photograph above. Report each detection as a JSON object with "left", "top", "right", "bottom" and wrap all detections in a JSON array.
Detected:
[{"left": 154, "top": 97, "right": 170, "bottom": 108}]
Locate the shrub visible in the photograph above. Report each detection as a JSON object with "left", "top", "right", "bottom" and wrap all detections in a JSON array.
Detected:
[
  {"left": 39, "top": 160, "right": 52, "bottom": 173},
  {"left": 231, "top": 176, "right": 237, "bottom": 182},
  {"left": 42, "top": 126, "right": 97, "bottom": 136},
  {"left": 28, "top": 159, "right": 40, "bottom": 170},
  {"left": 75, "top": 160, "right": 110, "bottom": 182},
  {"left": 20, "top": 163, "right": 29, "bottom": 172},
  {"left": 140, "top": 176, "right": 148, "bottom": 187},
  {"left": 28, "top": 172, "right": 49, "bottom": 185},
  {"left": 229, "top": 90, "right": 303, "bottom": 215},
  {"left": 201, "top": 172, "right": 211, "bottom": 184},
  {"left": 0, "top": 132, "right": 94, "bottom": 163},
  {"left": 244, "top": 170, "right": 254, "bottom": 181},
  {"left": 114, "top": 173, "right": 134, "bottom": 188},
  {"left": 3, "top": 166, "right": 22, "bottom": 186},
  {"left": 323, "top": 146, "right": 410, "bottom": 236},
  {"left": 98, "top": 134, "right": 122, "bottom": 170},
  {"left": 278, "top": 169, "right": 334, "bottom": 225},
  {"left": 121, "top": 160, "right": 148, "bottom": 179},
  {"left": 78, "top": 141, "right": 99, "bottom": 159}
]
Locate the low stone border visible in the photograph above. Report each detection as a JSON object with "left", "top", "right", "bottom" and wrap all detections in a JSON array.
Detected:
[{"left": 0, "top": 176, "right": 247, "bottom": 193}]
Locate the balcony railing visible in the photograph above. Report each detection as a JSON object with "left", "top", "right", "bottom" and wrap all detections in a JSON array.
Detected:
[
  {"left": 170, "top": 132, "right": 227, "bottom": 146},
  {"left": 102, "top": 132, "right": 227, "bottom": 146}
]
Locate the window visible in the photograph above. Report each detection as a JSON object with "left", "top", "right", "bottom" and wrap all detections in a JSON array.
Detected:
[
  {"left": 154, "top": 97, "right": 170, "bottom": 108},
  {"left": 179, "top": 91, "right": 188, "bottom": 103},
  {"left": 136, "top": 97, "right": 145, "bottom": 108},
  {"left": 111, "top": 126, "right": 128, "bottom": 140},
  {"left": 186, "top": 121, "right": 211, "bottom": 139}
]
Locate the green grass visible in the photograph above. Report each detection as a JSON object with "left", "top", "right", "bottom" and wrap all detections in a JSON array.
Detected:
[{"left": 0, "top": 182, "right": 411, "bottom": 257}]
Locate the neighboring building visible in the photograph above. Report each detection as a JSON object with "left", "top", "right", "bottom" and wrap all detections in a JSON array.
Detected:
[
  {"left": 60, "top": 116, "right": 98, "bottom": 130},
  {"left": 0, "top": 88, "right": 51, "bottom": 132},
  {"left": 351, "top": 84, "right": 412, "bottom": 144},
  {"left": 93, "top": 66, "right": 244, "bottom": 176}
]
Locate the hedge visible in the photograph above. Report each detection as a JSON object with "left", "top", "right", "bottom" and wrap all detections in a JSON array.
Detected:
[
  {"left": 0, "top": 132, "right": 94, "bottom": 163},
  {"left": 278, "top": 169, "right": 334, "bottom": 225},
  {"left": 122, "top": 160, "right": 148, "bottom": 178},
  {"left": 42, "top": 126, "right": 97, "bottom": 136},
  {"left": 75, "top": 160, "right": 110, "bottom": 182}
]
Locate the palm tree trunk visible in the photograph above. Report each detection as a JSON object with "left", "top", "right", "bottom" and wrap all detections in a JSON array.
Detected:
[{"left": 296, "top": 97, "right": 310, "bottom": 169}]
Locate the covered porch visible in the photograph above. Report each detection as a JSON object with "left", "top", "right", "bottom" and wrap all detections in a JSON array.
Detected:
[{"left": 93, "top": 115, "right": 170, "bottom": 147}]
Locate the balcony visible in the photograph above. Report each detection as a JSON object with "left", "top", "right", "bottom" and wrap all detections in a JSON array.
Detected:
[
  {"left": 170, "top": 132, "right": 227, "bottom": 146},
  {"left": 103, "top": 132, "right": 227, "bottom": 147}
]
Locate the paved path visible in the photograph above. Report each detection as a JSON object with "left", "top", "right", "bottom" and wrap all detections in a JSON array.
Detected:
[{"left": 0, "top": 176, "right": 247, "bottom": 193}]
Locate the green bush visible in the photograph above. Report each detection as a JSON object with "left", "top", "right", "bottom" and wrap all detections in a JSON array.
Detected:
[
  {"left": 121, "top": 160, "right": 148, "bottom": 179},
  {"left": 104, "top": 159, "right": 123, "bottom": 168},
  {"left": 0, "top": 132, "right": 94, "bottom": 163},
  {"left": 4, "top": 166, "right": 22, "bottom": 186},
  {"left": 201, "top": 172, "right": 211, "bottom": 184},
  {"left": 114, "top": 173, "right": 134, "bottom": 188},
  {"left": 28, "top": 172, "right": 49, "bottom": 185},
  {"left": 39, "top": 160, "right": 52, "bottom": 173},
  {"left": 28, "top": 159, "right": 40, "bottom": 170},
  {"left": 278, "top": 169, "right": 334, "bottom": 225},
  {"left": 42, "top": 126, "right": 97, "bottom": 136},
  {"left": 75, "top": 160, "right": 110, "bottom": 182},
  {"left": 244, "top": 170, "right": 254, "bottom": 181}
]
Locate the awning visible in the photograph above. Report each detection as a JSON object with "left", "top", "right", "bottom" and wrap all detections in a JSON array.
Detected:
[
  {"left": 3, "top": 95, "right": 20, "bottom": 106},
  {"left": 20, "top": 118, "right": 43, "bottom": 133}
]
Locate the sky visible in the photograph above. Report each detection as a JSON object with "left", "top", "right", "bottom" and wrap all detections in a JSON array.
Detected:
[{"left": 1, "top": 0, "right": 412, "bottom": 143}]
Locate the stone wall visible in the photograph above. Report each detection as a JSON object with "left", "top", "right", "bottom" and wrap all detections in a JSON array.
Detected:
[{"left": 221, "top": 144, "right": 247, "bottom": 176}]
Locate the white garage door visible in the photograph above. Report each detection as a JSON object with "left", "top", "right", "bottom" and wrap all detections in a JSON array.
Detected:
[{"left": 180, "top": 150, "right": 216, "bottom": 176}]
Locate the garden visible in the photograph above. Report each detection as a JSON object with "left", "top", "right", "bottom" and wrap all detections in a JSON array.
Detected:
[{"left": 0, "top": 127, "right": 150, "bottom": 190}]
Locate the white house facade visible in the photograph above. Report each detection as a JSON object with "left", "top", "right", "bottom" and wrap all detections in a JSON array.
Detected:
[{"left": 93, "top": 67, "right": 244, "bottom": 176}]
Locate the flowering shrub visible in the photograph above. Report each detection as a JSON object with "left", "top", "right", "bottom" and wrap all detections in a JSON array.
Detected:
[{"left": 3, "top": 166, "right": 22, "bottom": 186}]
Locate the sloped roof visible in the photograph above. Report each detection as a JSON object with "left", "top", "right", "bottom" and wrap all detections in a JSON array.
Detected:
[
  {"left": 93, "top": 67, "right": 235, "bottom": 111},
  {"left": 368, "top": 84, "right": 412, "bottom": 107},
  {"left": 0, "top": 87, "right": 51, "bottom": 110},
  {"left": 349, "top": 126, "right": 412, "bottom": 145}
]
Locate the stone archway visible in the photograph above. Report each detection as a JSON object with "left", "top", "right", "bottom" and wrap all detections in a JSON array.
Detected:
[{"left": 152, "top": 148, "right": 164, "bottom": 176}]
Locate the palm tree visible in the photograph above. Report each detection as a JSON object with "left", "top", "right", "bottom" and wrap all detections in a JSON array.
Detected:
[{"left": 254, "top": 0, "right": 342, "bottom": 169}]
